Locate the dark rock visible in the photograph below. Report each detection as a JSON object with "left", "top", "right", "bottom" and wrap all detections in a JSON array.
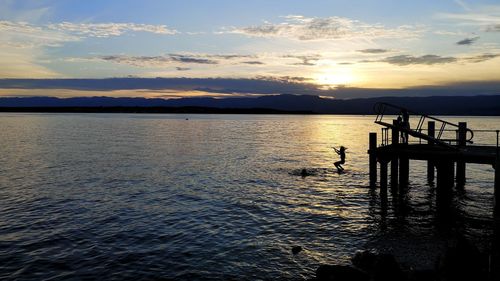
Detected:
[
  {"left": 292, "top": 246, "right": 302, "bottom": 255},
  {"left": 409, "top": 269, "right": 436, "bottom": 281},
  {"left": 316, "top": 265, "right": 369, "bottom": 281},
  {"left": 373, "top": 253, "right": 405, "bottom": 281},
  {"left": 351, "top": 250, "right": 378, "bottom": 272},
  {"left": 438, "top": 236, "right": 485, "bottom": 281}
]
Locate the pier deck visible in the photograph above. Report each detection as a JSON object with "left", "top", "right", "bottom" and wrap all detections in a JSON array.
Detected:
[{"left": 373, "top": 144, "right": 497, "bottom": 165}]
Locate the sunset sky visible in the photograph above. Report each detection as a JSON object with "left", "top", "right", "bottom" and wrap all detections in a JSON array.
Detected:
[{"left": 1, "top": 0, "right": 500, "bottom": 98}]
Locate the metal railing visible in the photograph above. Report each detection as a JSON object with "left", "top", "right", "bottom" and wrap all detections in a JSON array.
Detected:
[{"left": 374, "top": 102, "right": 474, "bottom": 146}]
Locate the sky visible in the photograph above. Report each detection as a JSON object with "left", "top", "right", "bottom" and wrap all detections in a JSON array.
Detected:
[{"left": 1, "top": 0, "right": 500, "bottom": 98}]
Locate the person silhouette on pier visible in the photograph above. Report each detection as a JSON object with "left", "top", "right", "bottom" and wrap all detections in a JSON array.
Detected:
[
  {"left": 333, "top": 146, "right": 347, "bottom": 172},
  {"left": 401, "top": 109, "right": 410, "bottom": 144}
]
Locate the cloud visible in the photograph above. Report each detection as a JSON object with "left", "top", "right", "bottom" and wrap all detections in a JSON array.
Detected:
[
  {"left": 382, "top": 55, "right": 457, "bottom": 65},
  {"left": 96, "top": 53, "right": 265, "bottom": 68},
  {"left": 169, "top": 54, "right": 218, "bottom": 64},
  {"left": 204, "top": 54, "right": 256, "bottom": 60},
  {"left": 456, "top": 37, "right": 479, "bottom": 45},
  {"left": 485, "top": 24, "right": 500, "bottom": 32},
  {"left": 357, "top": 48, "right": 390, "bottom": 54},
  {"left": 241, "top": 61, "right": 265, "bottom": 65},
  {"left": 99, "top": 54, "right": 218, "bottom": 67},
  {"left": 0, "top": 20, "right": 177, "bottom": 48},
  {"left": 224, "top": 15, "right": 422, "bottom": 41},
  {"left": 437, "top": 5, "right": 500, "bottom": 32},
  {"left": 363, "top": 52, "right": 500, "bottom": 66},
  {"left": 454, "top": 0, "right": 472, "bottom": 12},
  {"left": 0, "top": 77, "right": 321, "bottom": 96},
  {"left": 2, "top": 78, "right": 500, "bottom": 100},
  {"left": 283, "top": 54, "right": 321, "bottom": 66},
  {"left": 47, "top": 22, "right": 177, "bottom": 37},
  {"left": 0, "top": 20, "right": 79, "bottom": 47},
  {"left": 176, "top": 67, "right": 191, "bottom": 71},
  {"left": 464, "top": 53, "right": 500, "bottom": 63}
]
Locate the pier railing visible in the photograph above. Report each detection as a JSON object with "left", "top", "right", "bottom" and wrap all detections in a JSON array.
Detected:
[
  {"left": 470, "top": 129, "right": 500, "bottom": 148},
  {"left": 374, "top": 102, "right": 474, "bottom": 148}
]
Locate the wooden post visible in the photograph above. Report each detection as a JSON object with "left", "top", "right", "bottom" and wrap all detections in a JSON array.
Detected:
[
  {"left": 391, "top": 120, "right": 399, "bottom": 188},
  {"left": 495, "top": 153, "right": 500, "bottom": 209},
  {"left": 399, "top": 154, "right": 409, "bottom": 188},
  {"left": 437, "top": 161, "right": 454, "bottom": 205},
  {"left": 380, "top": 160, "right": 388, "bottom": 210},
  {"left": 427, "top": 121, "right": 435, "bottom": 183},
  {"left": 456, "top": 122, "right": 467, "bottom": 187},
  {"left": 380, "top": 160, "right": 388, "bottom": 191},
  {"left": 369, "top": 132, "right": 377, "bottom": 188}
]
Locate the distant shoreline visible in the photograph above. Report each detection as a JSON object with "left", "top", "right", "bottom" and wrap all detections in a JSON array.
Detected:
[
  {"left": 0, "top": 106, "right": 316, "bottom": 114},
  {"left": 2, "top": 107, "right": 500, "bottom": 116},
  {"left": 2, "top": 94, "right": 500, "bottom": 115}
]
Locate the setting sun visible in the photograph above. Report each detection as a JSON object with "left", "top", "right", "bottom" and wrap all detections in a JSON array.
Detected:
[{"left": 315, "top": 68, "right": 356, "bottom": 86}]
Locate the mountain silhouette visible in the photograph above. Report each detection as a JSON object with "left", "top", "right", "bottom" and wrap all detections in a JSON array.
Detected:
[{"left": 1, "top": 94, "right": 500, "bottom": 115}]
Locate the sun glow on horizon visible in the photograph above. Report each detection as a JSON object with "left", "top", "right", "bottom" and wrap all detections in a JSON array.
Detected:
[{"left": 314, "top": 68, "right": 357, "bottom": 87}]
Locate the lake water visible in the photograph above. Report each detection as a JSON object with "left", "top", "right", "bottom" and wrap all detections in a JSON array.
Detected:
[{"left": 0, "top": 113, "right": 499, "bottom": 280}]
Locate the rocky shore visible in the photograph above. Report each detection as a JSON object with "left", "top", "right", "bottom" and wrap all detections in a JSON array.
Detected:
[{"left": 308, "top": 235, "right": 490, "bottom": 281}]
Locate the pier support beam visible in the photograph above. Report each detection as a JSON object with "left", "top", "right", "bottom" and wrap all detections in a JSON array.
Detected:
[
  {"left": 456, "top": 122, "right": 467, "bottom": 187},
  {"left": 391, "top": 120, "right": 399, "bottom": 188},
  {"left": 380, "top": 160, "right": 388, "bottom": 208},
  {"left": 369, "top": 132, "right": 377, "bottom": 188},
  {"left": 380, "top": 161, "right": 388, "bottom": 191},
  {"left": 495, "top": 153, "right": 500, "bottom": 209},
  {"left": 399, "top": 155, "right": 409, "bottom": 188},
  {"left": 436, "top": 161, "right": 454, "bottom": 207},
  {"left": 427, "top": 121, "right": 435, "bottom": 183}
]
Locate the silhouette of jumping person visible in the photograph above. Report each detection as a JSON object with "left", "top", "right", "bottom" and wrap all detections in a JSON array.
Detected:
[{"left": 333, "top": 146, "right": 347, "bottom": 172}]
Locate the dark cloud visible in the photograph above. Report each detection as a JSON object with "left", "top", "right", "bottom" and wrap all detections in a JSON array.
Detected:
[
  {"left": 485, "top": 24, "right": 500, "bottom": 32},
  {"left": 357, "top": 48, "right": 389, "bottom": 54},
  {"left": 360, "top": 52, "right": 499, "bottom": 66},
  {"left": 255, "top": 75, "right": 313, "bottom": 83},
  {"left": 382, "top": 55, "right": 457, "bottom": 65},
  {"left": 206, "top": 54, "right": 256, "bottom": 60},
  {"left": 169, "top": 54, "right": 218, "bottom": 64},
  {"left": 464, "top": 53, "right": 500, "bottom": 63},
  {"left": 0, "top": 77, "right": 319, "bottom": 96},
  {"left": 100, "top": 55, "right": 173, "bottom": 66},
  {"left": 176, "top": 67, "right": 191, "bottom": 71},
  {"left": 241, "top": 61, "right": 265, "bottom": 65},
  {"left": 97, "top": 53, "right": 264, "bottom": 67},
  {"left": 456, "top": 37, "right": 479, "bottom": 45},
  {"left": 2, "top": 78, "right": 500, "bottom": 101}
]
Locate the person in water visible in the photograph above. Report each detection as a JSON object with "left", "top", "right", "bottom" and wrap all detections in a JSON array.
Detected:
[
  {"left": 333, "top": 146, "right": 347, "bottom": 172},
  {"left": 300, "top": 168, "right": 309, "bottom": 177}
]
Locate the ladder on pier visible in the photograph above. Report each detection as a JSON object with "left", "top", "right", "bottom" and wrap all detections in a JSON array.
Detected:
[{"left": 373, "top": 102, "right": 474, "bottom": 149}]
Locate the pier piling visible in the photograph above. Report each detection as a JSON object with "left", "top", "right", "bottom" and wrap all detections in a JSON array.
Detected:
[
  {"left": 380, "top": 161, "right": 388, "bottom": 207},
  {"left": 456, "top": 122, "right": 467, "bottom": 187},
  {"left": 427, "top": 121, "right": 435, "bottom": 183},
  {"left": 380, "top": 160, "right": 388, "bottom": 191},
  {"left": 369, "top": 132, "right": 377, "bottom": 188},
  {"left": 391, "top": 120, "right": 399, "bottom": 188},
  {"left": 495, "top": 153, "right": 500, "bottom": 209},
  {"left": 437, "top": 161, "right": 454, "bottom": 206},
  {"left": 399, "top": 155, "right": 409, "bottom": 188}
]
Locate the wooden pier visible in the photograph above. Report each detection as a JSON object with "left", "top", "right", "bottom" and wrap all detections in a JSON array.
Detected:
[{"left": 367, "top": 103, "right": 500, "bottom": 208}]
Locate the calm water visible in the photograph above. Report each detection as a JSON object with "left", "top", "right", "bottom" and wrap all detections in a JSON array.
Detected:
[{"left": 0, "top": 113, "right": 499, "bottom": 280}]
